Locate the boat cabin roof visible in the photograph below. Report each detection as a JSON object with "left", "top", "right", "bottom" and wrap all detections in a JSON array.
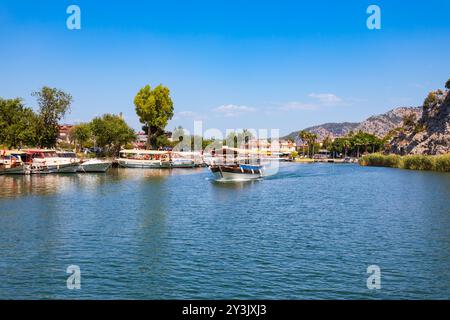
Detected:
[{"left": 120, "top": 149, "right": 169, "bottom": 155}]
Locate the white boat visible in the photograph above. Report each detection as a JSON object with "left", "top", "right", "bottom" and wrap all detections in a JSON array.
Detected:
[
  {"left": 209, "top": 163, "right": 264, "bottom": 182},
  {"left": 170, "top": 151, "right": 199, "bottom": 168},
  {"left": 78, "top": 159, "right": 112, "bottom": 173},
  {"left": 0, "top": 151, "right": 29, "bottom": 175},
  {"left": 27, "top": 150, "right": 80, "bottom": 174},
  {"left": 116, "top": 150, "right": 171, "bottom": 168}
]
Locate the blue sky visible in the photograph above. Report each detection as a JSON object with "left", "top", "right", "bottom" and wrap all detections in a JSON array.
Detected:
[{"left": 1, "top": 0, "right": 449, "bottom": 137}]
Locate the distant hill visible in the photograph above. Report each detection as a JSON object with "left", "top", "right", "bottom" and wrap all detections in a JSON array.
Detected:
[{"left": 283, "top": 107, "right": 422, "bottom": 141}]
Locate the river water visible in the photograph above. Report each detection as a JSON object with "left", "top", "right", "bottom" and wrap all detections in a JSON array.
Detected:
[{"left": 0, "top": 163, "right": 449, "bottom": 299}]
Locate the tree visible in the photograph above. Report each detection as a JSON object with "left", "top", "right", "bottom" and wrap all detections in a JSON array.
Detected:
[
  {"left": 298, "top": 130, "right": 317, "bottom": 157},
  {"left": 445, "top": 78, "right": 450, "bottom": 90},
  {"left": 32, "top": 87, "right": 72, "bottom": 148},
  {"left": 423, "top": 91, "right": 437, "bottom": 109},
  {"left": 90, "top": 114, "right": 136, "bottom": 156},
  {"left": 225, "top": 129, "right": 254, "bottom": 148},
  {"left": 0, "top": 98, "right": 38, "bottom": 148},
  {"left": 322, "top": 135, "right": 333, "bottom": 150},
  {"left": 402, "top": 113, "right": 417, "bottom": 128},
  {"left": 69, "top": 123, "right": 92, "bottom": 151},
  {"left": 134, "top": 84, "right": 174, "bottom": 149}
]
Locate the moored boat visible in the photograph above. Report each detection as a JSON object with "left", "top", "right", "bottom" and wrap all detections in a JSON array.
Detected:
[
  {"left": 78, "top": 159, "right": 112, "bottom": 173},
  {"left": 27, "top": 149, "right": 80, "bottom": 174},
  {"left": 116, "top": 150, "right": 171, "bottom": 168},
  {"left": 0, "top": 151, "right": 29, "bottom": 175}
]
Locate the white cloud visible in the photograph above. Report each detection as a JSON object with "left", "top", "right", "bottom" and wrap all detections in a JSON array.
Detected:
[
  {"left": 213, "top": 104, "right": 256, "bottom": 117},
  {"left": 279, "top": 101, "right": 318, "bottom": 111},
  {"left": 308, "top": 93, "right": 343, "bottom": 105}
]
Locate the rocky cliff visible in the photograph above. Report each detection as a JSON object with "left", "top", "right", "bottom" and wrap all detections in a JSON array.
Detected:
[{"left": 390, "top": 90, "right": 450, "bottom": 155}]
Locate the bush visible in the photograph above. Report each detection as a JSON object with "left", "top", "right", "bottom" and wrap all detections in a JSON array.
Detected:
[
  {"left": 360, "top": 153, "right": 450, "bottom": 172},
  {"left": 359, "top": 153, "right": 401, "bottom": 168},
  {"left": 402, "top": 155, "right": 435, "bottom": 171},
  {"left": 434, "top": 154, "right": 450, "bottom": 172}
]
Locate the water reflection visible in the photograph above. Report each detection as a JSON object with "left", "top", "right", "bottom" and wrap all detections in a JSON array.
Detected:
[{"left": 0, "top": 167, "right": 206, "bottom": 199}]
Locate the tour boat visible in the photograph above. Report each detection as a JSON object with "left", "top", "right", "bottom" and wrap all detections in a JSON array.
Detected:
[
  {"left": 0, "top": 151, "right": 29, "bottom": 175},
  {"left": 117, "top": 150, "right": 171, "bottom": 168},
  {"left": 27, "top": 150, "right": 80, "bottom": 174},
  {"left": 117, "top": 149, "right": 203, "bottom": 168},
  {"left": 78, "top": 159, "right": 112, "bottom": 173},
  {"left": 209, "top": 163, "right": 264, "bottom": 181}
]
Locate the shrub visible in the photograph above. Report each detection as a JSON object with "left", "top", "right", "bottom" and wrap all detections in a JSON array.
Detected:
[
  {"left": 402, "top": 155, "right": 435, "bottom": 171},
  {"left": 359, "top": 153, "right": 450, "bottom": 172},
  {"left": 359, "top": 153, "right": 401, "bottom": 167},
  {"left": 434, "top": 154, "right": 450, "bottom": 172}
]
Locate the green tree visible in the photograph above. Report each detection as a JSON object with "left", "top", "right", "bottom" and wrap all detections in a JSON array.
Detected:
[
  {"left": 134, "top": 84, "right": 174, "bottom": 149},
  {"left": 322, "top": 135, "right": 332, "bottom": 150},
  {"left": 423, "top": 91, "right": 437, "bottom": 109},
  {"left": 0, "top": 98, "right": 38, "bottom": 148},
  {"left": 445, "top": 78, "right": 450, "bottom": 90},
  {"left": 298, "top": 130, "right": 317, "bottom": 157},
  {"left": 69, "top": 123, "right": 92, "bottom": 151},
  {"left": 90, "top": 114, "right": 136, "bottom": 156},
  {"left": 32, "top": 87, "right": 72, "bottom": 148}
]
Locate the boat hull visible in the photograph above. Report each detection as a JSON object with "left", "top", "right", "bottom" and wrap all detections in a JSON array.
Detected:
[
  {"left": 31, "top": 162, "right": 79, "bottom": 174},
  {"left": 117, "top": 159, "right": 170, "bottom": 168},
  {"left": 78, "top": 160, "right": 112, "bottom": 173},
  {"left": 0, "top": 165, "right": 28, "bottom": 175},
  {"left": 209, "top": 165, "right": 263, "bottom": 182}
]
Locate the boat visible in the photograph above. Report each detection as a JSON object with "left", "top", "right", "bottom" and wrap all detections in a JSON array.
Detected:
[
  {"left": 56, "top": 151, "right": 112, "bottom": 173},
  {"left": 116, "top": 150, "right": 171, "bottom": 168},
  {"left": 208, "top": 147, "right": 265, "bottom": 181},
  {"left": 170, "top": 151, "right": 199, "bottom": 168},
  {"left": 209, "top": 163, "right": 264, "bottom": 181},
  {"left": 0, "top": 151, "right": 29, "bottom": 175},
  {"left": 27, "top": 149, "right": 80, "bottom": 174},
  {"left": 78, "top": 159, "right": 112, "bottom": 173},
  {"left": 117, "top": 149, "right": 203, "bottom": 168}
]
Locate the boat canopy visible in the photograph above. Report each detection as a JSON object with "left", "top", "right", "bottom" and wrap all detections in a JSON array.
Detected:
[{"left": 119, "top": 149, "right": 169, "bottom": 155}]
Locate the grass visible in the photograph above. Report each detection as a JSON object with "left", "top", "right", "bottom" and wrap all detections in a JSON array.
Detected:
[{"left": 359, "top": 153, "right": 450, "bottom": 172}]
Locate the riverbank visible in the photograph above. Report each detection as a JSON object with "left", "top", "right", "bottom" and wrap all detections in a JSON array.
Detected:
[{"left": 359, "top": 153, "right": 450, "bottom": 172}]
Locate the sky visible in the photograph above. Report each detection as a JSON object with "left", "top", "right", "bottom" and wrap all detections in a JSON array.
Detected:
[{"left": 1, "top": 0, "right": 449, "bottom": 137}]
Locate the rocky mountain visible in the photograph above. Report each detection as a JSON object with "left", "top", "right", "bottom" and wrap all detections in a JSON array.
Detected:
[
  {"left": 355, "top": 107, "right": 422, "bottom": 137},
  {"left": 390, "top": 90, "right": 450, "bottom": 155},
  {"left": 283, "top": 122, "right": 359, "bottom": 141},
  {"left": 283, "top": 107, "right": 421, "bottom": 141}
]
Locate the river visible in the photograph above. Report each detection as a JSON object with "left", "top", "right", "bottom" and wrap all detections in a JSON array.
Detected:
[{"left": 0, "top": 163, "right": 449, "bottom": 299}]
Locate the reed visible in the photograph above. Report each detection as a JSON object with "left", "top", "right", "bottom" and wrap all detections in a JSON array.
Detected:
[{"left": 359, "top": 153, "right": 450, "bottom": 172}]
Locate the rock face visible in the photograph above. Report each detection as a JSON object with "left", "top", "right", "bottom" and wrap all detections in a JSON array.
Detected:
[
  {"left": 284, "top": 122, "right": 359, "bottom": 141},
  {"left": 355, "top": 107, "right": 422, "bottom": 138},
  {"left": 283, "top": 107, "right": 421, "bottom": 141},
  {"left": 390, "top": 91, "right": 450, "bottom": 155}
]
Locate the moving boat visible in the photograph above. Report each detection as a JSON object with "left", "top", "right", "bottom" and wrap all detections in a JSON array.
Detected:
[
  {"left": 0, "top": 151, "right": 29, "bottom": 175},
  {"left": 27, "top": 150, "right": 80, "bottom": 174},
  {"left": 208, "top": 147, "right": 265, "bottom": 181},
  {"left": 209, "top": 163, "right": 264, "bottom": 181}
]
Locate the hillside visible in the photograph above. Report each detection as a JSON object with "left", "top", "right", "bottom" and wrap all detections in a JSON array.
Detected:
[
  {"left": 390, "top": 90, "right": 450, "bottom": 155},
  {"left": 283, "top": 107, "right": 421, "bottom": 141}
]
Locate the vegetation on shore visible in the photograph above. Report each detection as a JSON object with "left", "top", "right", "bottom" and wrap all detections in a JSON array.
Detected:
[{"left": 359, "top": 153, "right": 450, "bottom": 172}]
